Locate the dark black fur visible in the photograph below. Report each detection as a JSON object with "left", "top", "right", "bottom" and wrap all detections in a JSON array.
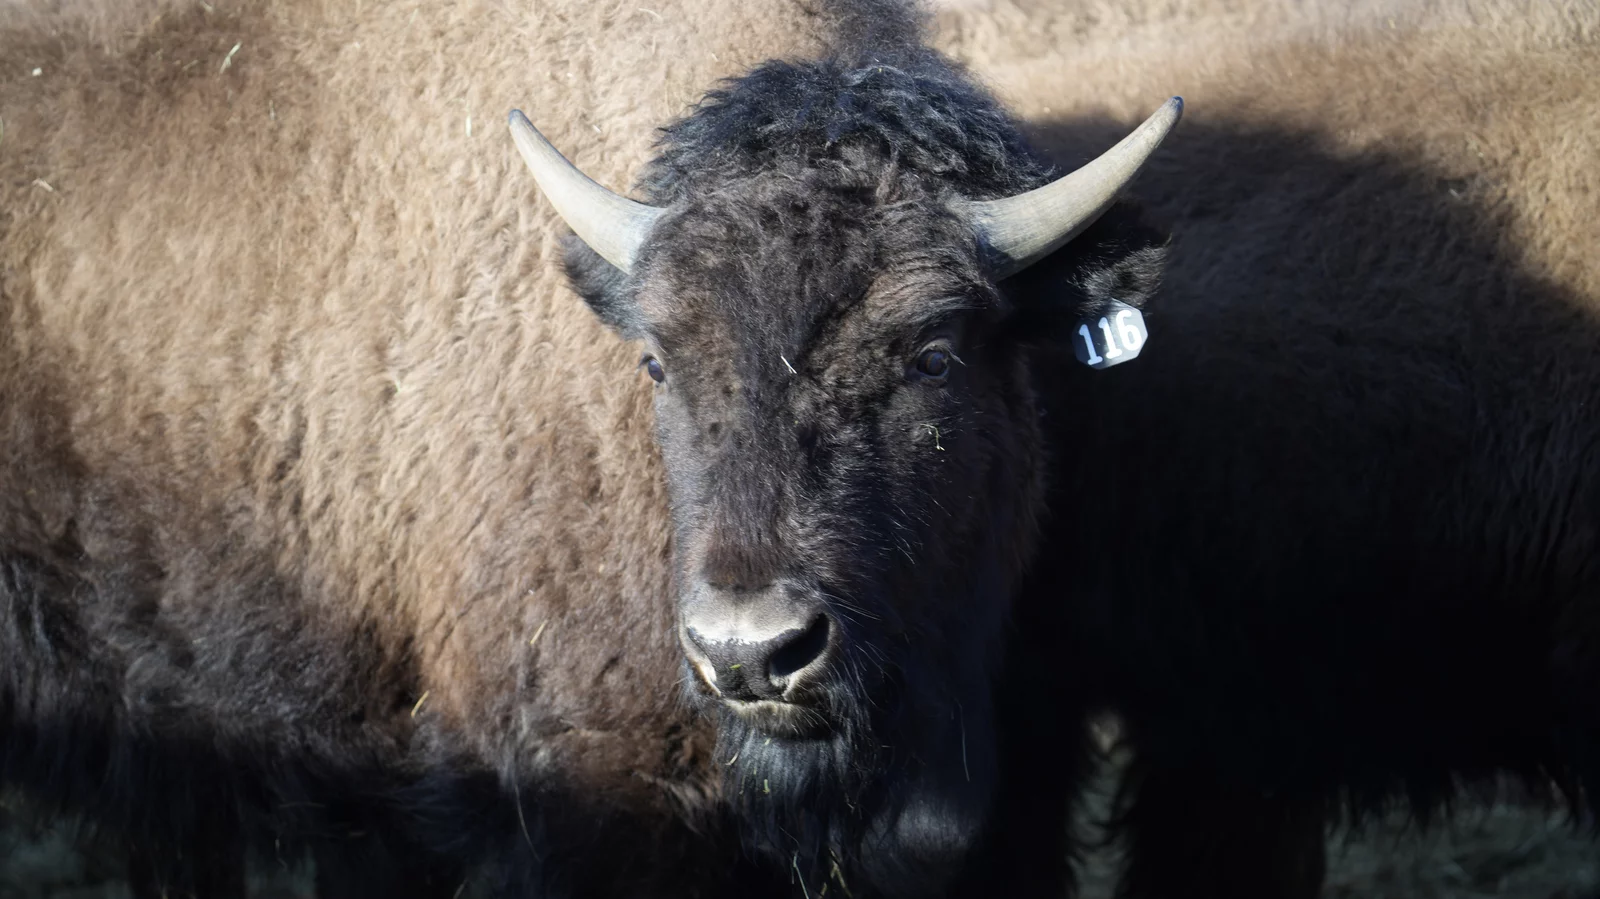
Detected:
[{"left": 1018, "top": 110, "right": 1600, "bottom": 897}]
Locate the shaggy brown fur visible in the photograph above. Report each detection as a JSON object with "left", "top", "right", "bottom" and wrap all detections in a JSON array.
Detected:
[{"left": 0, "top": 1, "right": 835, "bottom": 896}]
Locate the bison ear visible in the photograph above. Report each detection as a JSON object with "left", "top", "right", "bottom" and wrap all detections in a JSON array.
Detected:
[
  {"left": 561, "top": 233, "right": 649, "bottom": 338},
  {"left": 1001, "top": 201, "right": 1169, "bottom": 342}
]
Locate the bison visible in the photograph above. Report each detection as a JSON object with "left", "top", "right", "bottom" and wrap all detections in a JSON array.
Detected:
[
  {"left": 1, "top": 0, "right": 1170, "bottom": 894},
  {"left": 5, "top": 0, "right": 1598, "bottom": 897}
]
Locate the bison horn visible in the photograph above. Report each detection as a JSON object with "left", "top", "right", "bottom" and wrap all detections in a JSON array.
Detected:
[
  {"left": 508, "top": 110, "right": 663, "bottom": 274},
  {"left": 961, "top": 97, "right": 1183, "bottom": 279}
]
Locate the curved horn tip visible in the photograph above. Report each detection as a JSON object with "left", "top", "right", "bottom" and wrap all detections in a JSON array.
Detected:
[
  {"left": 1162, "top": 96, "right": 1185, "bottom": 128},
  {"left": 1155, "top": 95, "right": 1184, "bottom": 131},
  {"left": 965, "top": 95, "right": 1186, "bottom": 279}
]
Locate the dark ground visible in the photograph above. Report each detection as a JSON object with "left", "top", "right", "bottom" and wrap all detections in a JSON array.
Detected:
[
  {"left": 1072, "top": 729, "right": 1600, "bottom": 899},
  {"left": 3, "top": 721, "right": 1594, "bottom": 898}
]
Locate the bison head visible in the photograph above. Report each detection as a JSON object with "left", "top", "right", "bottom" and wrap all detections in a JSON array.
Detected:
[{"left": 512, "top": 60, "right": 1176, "bottom": 890}]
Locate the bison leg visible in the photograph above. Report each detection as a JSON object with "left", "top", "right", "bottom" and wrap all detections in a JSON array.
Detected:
[{"left": 1111, "top": 766, "right": 1326, "bottom": 899}]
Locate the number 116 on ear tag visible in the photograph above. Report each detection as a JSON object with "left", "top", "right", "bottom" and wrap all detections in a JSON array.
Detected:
[{"left": 1073, "top": 300, "right": 1148, "bottom": 370}]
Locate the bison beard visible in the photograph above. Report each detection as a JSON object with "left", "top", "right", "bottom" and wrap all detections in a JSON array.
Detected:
[{"left": 698, "top": 622, "right": 999, "bottom": 894}]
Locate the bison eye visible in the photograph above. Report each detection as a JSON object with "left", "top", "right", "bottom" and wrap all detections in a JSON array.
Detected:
[
  {"left": 913, "top": 347, "right": 952, "bottom": 381},
  {"left": 641, "top": 355, "right": 666, "bottom": 384}
]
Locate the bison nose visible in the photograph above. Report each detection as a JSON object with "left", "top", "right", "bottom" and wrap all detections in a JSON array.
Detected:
[{"left": 682, "top": 587, "right": 833, "bottom": 702}]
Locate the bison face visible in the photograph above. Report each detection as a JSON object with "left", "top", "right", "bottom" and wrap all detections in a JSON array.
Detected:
[
  {"left": 570, "top": 165, "right": 1047, "bottom": 874},
  {"left": 635, "top": 170, "right": 1044, "bottom": 743},
  {"left": 514, "top": 91, "right": 1178, "bottom": 885}
]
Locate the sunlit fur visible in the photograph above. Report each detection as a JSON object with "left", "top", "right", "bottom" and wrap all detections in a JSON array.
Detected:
[{"left": 0, "top": 1, "right": 846, "bottom": 895}]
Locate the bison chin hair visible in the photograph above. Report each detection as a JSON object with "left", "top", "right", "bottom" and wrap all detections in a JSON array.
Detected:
[{"left": 692, "top": 628, "right": 999, "bottom": 898}]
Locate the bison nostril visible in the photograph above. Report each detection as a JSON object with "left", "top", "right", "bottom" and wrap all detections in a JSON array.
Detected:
[
  {"left": 681, "top": 590, "right": 834, "bottom": 702},
  {"left": 769, "top": 615, "right": 830, "bottom": 683}
]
